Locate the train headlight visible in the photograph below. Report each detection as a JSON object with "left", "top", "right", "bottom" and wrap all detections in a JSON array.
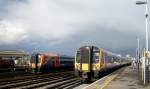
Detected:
[
  {"left": 38, "top": 55, "right": 41, "bottom": 59},
  {"left": 85, "top": 47, "right": 90, "bottom": 49}
]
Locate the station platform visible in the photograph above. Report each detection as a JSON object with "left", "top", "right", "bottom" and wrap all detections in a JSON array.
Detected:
[{"left": 84, "top": 66, "right": 150, "bottom": 89}]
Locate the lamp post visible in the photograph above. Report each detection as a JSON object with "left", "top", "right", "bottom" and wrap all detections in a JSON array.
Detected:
[
  {"left": 137, "top": 38, "right": 140, "bottom": 70},
  {"left": 136, "top": 0, "right": 149, "bottom": 85}
]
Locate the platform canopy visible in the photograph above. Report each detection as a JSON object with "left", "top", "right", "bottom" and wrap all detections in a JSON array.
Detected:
[{"left": 0, "top": 50, "right": 29, "bottom": 57}]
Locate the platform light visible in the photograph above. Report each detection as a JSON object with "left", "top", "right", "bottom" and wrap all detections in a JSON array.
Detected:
[
  {"left": 136, "top": 1, "right": 147, "bottom": 5},
  {"left": 136, "top": 0, "right": 149, "bottom": 85},
  {"left": 38, "top": 55, "right": 41, "bottom": 59}
]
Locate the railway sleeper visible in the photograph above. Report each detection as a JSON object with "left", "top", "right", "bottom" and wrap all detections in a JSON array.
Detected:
[
  {"left": 15, "top": 76, "right": 76, "bottom": 89},
  {"left": 36, "top": 78, "right": 79, "bottom": 89}
]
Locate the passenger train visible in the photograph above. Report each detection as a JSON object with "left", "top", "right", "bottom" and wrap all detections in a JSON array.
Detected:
[
  {"left": 30, "top": 53, "right": 74, "bottom": 73},
  {"left": 74, "top": 46, "right": 130, "bottom": 81}
]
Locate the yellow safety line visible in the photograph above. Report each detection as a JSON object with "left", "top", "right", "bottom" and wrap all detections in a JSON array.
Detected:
[
  {"left": 84, "top": 74, "right": 118, "bottom": 89},
  {"left": 99, "top": 74, "right": 118, "bottom": 89},
  {"left": 98, "top": 68, "right": 125, "bottom": 89},
  {"left": 83, "top": 76, "right": 107, "bottom": 89},
  {"left": 84, "top": 67, "right": 125, "bottom": 89}
]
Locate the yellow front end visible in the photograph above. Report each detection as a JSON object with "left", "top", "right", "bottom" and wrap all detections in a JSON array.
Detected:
[
  {"left": 75, "top": 63, "right": 89, "bottom": 71},
  {"left": 82, "top": 64, "right": 89, "bottom": 71},
  {"left": 92, "top": 63, "right": 100, "bottom": 71},
  {"left": 31, "top": 63, "right": 41, "bottom": 73},
  {"left": 74, "top": 47, "right": 102, "bottom": 80},
  {"left": 31, "top": 63, "right": 41, "bottom": 69},
  {"left": 31, "top": 63, "right": 36, "bottom": 69},
  {"left": 75, "top": 62, "right": 90, "bottom": 79}
]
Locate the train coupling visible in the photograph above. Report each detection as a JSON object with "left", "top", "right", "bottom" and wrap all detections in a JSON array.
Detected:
[{"left": 82, "top": 72, "right": 88, "bottom": 78}]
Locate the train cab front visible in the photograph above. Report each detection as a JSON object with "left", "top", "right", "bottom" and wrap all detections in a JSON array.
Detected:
[
  {"left": 75, "top": 46, "right": 93, "bottom": 82},
  {"left": 30, "top": 53, "right": 42, "bottom": 73}
]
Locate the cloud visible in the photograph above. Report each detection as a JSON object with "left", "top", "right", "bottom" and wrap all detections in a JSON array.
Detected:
[
  {"left": 2, "top": 0, "right": 90, "bottom": 42},
  {"left": 0, "top": 20, "right": 28, "bottom": 45},
  {"left": 0, "top": 0, "right": 149, "bottom": 56}
]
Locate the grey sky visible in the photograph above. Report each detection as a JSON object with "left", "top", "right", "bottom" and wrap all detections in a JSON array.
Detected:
[{"left": 0, "top": 0, "right": 149, "bottom": 56}]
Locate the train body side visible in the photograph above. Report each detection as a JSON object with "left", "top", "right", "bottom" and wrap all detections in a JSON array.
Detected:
[
  {"left": 30, "top": 53, "right": 74, "bottom": 73},
  {"left": 60, "top": 56, "right": 74, "bottom": 70},
  {"left": 30, "top": 53, "right": 60, "bottom": 73},
  {"left": 40, "top": 54, "right": 60, "bottom": 72}
]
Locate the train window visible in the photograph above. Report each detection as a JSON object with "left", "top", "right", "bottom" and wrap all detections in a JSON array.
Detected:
[
  {"left": 51, "top": 57, "right": 54, "bottom": 60},
  {"left": 47, "top": 60, "right": 53, "bottom": 66},
  {"left": 56, "top": 60, "right": 59, "bottom": 64},
  {"left": 81, "top": 49, "right": 90, "bottom": 63},
  {"left": 111, "top": 57, "right": 114, "bottom": 63},
  {"left": 38, "top": 55, "right": 41, "bottom": 63},
  {"left": 76, "top": 51, "right": 81, "bottom": 63},
  {"left": 93, "top": 52, "right": 99, "bottom": 63},
  {"left": 105, "top": 54, "right": 112, "bottom": 63},
  {"left": 113, "top": 57, "right": 119, "bottom": 63}
]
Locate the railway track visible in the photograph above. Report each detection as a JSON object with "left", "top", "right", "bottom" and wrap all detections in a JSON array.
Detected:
[
  {"left": 36, "top": 77, "right": 83, "bottom": 89},
  {"left": 0, "top": 70, "right": 73, "bottom": 82},
  {"left": 0, "top": 70, "right": 32, "bottom": 79},
  {"left": 0, "top": 71, "right": 83, "bottom": 89}
]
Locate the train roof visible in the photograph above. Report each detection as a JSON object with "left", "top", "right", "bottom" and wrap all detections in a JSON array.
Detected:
[
  {"left": 0, "top": 50, "right": 29, "bottom": 57},
  {"left": 60, "top": 55, "right": 74, "bottom": 58},
  {"left": 79, "top": 45, "right": 99, "bottom": 50},
  {"left": 78, "top": 45, "right": 123, "bottom": 58},
  {"left": 43, "top": 53, "right": 59, "bottom": 57},
  {"left": 60, "top": 56, "right": 74, "bottom": 61}
]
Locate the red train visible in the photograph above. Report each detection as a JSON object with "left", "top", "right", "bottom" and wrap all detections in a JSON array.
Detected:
[
  {"left": 0, "top": 58, "right": 14, "bottom": 69},
  {"left": 30, "top": 53, "right": 74, "bottom": 73}
]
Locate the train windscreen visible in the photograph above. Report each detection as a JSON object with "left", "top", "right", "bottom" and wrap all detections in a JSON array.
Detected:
[
  {"left": 76, "top": 47, "right": 90, "bottom": 63},
  {"left": 31, "top": 54, "right": 41, "bottom": 63},
  {"left": 80, "top": 48, "right": 90, "bottom": 63},
  {"left": 31, "top": 55, "right": 36, "bottom": 63}
]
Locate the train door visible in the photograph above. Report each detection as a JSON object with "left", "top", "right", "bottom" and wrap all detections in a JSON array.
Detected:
[
  {"left": 92, "top": 48, "right": 100, "bottom": 78},
  {"left": 74, "top": 50, "right": 81, "bottom": 76},
  {"left": 81, "top": 46, "right": 93, "bottom": 81},
  {"left": 100, "top": 50, "right": 105, "bottom": 70},
  {"left": 31, "top": 55, "right": 36, "bottom": 73},
  {"left": 55, "top": 56, "right": 60, "bottom": 68},
  {"left": 35, "top": 54, "right": 38, "bottom": 72},
  {"left": 35, "top": 53, "right": 41, "bottom": 73},
  {"left": 80, "top": 47, "right": 92, "bottom": 72}
]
